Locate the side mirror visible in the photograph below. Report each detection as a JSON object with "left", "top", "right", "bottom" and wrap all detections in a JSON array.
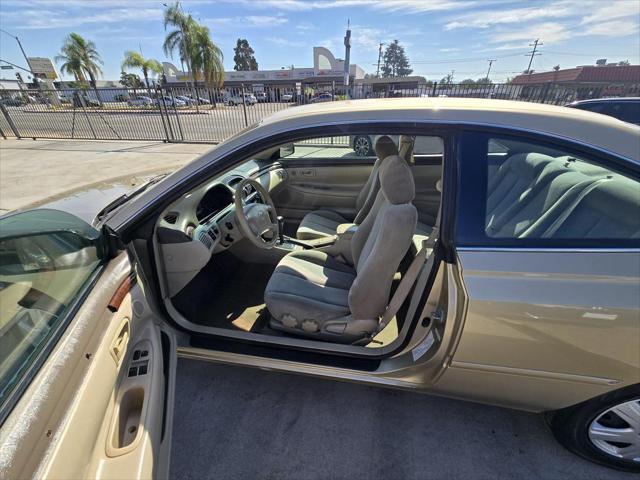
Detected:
[{"left": 279, "top": 143, "right": 295, "bottom": 158}]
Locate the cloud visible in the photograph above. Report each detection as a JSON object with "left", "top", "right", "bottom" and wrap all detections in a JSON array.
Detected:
[
  {"left": 13, "top": 8, "right": 163, "bottom": 29},
  {"left": 245, "top": 16, "right": 288, "bottom": 27},
  {"left": 580, "top": 0, "right": 640, "bottom": 24},
  {"left": 490, "top": 22, "right": 572, "bottom": 44},
  {"left": 444, "top": 4, "right": 573, "bottom": 30},
  {"left": 439, "top": 47, "right": 460, "bottom": 53},
  {"left": 232, "top": 0, "right": 479, "bottom": 12},
  {"left": 295, "top": 22, "right": 316, "bottom": 31},
  {"left": 266, "top": 37, "right": 305, "bottom": 47},
  {"left": 580, "top": 19, "right": 639, "bottom": 37}
]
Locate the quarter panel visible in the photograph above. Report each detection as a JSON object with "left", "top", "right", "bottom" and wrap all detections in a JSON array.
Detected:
[{"left": 454, "top": 250, "right": 640, "bottom": 387}]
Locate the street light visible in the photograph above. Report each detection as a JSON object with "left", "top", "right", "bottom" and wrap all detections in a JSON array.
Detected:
[{"left": 0, "top": 28, "right": 30, "bottom": 70}]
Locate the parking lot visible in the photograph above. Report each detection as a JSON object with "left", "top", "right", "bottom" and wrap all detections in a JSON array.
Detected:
[
  {"left": 170, "top": 360, "right": 635, "bottom": 480},
  {"left": 0, "top": 101, "right": 294, "bottom": 143}
]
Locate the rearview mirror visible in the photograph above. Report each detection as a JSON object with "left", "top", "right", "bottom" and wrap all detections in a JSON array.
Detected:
[{"left": 279, "top": 143, "right": 295, "bottom": 158}]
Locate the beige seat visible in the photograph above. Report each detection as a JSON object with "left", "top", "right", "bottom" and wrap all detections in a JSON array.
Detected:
[
  {"left": 295, "top": 136, "right": 398, "bottom": 240},
  {"left": 265, "top": 154, "right": 418, "bottom": 343}
]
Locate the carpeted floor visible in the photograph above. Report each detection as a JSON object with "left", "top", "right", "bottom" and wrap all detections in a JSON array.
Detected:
[
  {"left": 169, "top": 360, "right": 632, "bottom": 480},
  {"left": 171, "top": 254, "right": 274, "bottom": 332}
]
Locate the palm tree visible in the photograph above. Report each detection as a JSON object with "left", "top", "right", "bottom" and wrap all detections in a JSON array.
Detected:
[
  {"left": 56, "top": 33, "right": 103, "bottom": 104},
  {"left": 189, "top": 23, "right": 224, "bottom": 90},
  {"left": 163, "top": 2, "right": 224, "bottom": 107},
  {"left": 163, "top": 2, "right": 197, "bottom": 91},
  {"left": 121, "top": 51, "right": 163, "bottom": 93}
]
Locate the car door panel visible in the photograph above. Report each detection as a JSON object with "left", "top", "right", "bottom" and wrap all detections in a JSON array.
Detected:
[
  {"left": 0, "top": 208, "right": 173, "bottom": 480},
  {"left": 433, "top": 250, "right": 640, "bottom": 411},
  {"left": 273, "top": 162, "right": 373, "bottom": 222}
]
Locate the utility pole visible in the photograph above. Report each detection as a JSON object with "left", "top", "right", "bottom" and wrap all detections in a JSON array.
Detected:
[
  {"left": 376, "top": 42, "right": 384, "bottom": 77},
  {"left": 343, "top": 20, "right": 351, "bottom": 98},
  {"left": 486, "top": 59, "right": 496, "bottom": 80},
  {"left": 525, "top": 38, "right": 542, "bottom": 74}
]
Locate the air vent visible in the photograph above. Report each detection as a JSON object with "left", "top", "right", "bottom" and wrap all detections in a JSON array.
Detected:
[
  {"left": 198, "top": 231, "right": 212, "bottom": 248},
  {"left": 164, "top": 212, "right": 179, "bottom": 224}
]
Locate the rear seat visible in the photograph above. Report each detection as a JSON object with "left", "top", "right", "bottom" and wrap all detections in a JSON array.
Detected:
[
  {"left": 486, "top": 152, "right": 639, "bottom": 240},
  {"left": 529, "top": 176, "right": 640, "bottom": 238}
]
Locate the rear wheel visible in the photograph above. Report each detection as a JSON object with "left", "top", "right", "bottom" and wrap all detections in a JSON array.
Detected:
[
  {"left": 547, "top": 385, "right": 640, "bottom": 472},
  {"left": 353, "top": 135, "right": 373, "bottom": 156}
]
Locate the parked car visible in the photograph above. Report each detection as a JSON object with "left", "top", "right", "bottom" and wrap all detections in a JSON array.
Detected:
[
  {"left": 281, "top": 92, "right": 294, "bottom": 102},
  {"left": 349, "top": 134, "right": 444, "bottom": 157},
  {"left": 1, "top": 99, "right": 639, "bottom": 478},
  {"left": 255, "top": 91, "right": 268, "bottom": 102},
  {"left": 175, "top": 95, "right": 198, "bottom": 106},
  {"left": 226, "top": 93, "right": 257, "bottom": 106},
  {"left": 189, "top": 95, "right": 211, "bottom": 105},
  {"left": 310, "top": 92, "right": 334, "bottom": 103},
  {"left": 566, "top": 97, "right": 640, "bottom": 125},
  {"left": 0, "top": 97, "right": 23, "bottom": 107},
  {"left": 127, "top": 96, "right": 154, "bottom": 107},
  {"left": 159, "top": 95, "right": 186, "bottom": 107}
]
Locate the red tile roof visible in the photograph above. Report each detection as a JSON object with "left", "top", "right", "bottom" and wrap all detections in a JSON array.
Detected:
[{"left": 511, "top": 65, "right": 640, "bottom": 84}]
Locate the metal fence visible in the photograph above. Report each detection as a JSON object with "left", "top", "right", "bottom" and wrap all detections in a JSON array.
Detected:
[{"left": 0, "top": 82, "right": 637, "bottom": 143}]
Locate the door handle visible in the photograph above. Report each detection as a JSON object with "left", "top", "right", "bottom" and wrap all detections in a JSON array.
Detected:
[
  {"left": 299, "top": 168, "right": 315, "bottom": 177},
  {"left": 110, "top": 318, "right": 130, "bottom": 366}
]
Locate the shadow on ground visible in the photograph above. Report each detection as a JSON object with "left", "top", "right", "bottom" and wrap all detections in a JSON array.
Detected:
[{"left": 170, "top": 359, "right": 634, "bottom": 480}]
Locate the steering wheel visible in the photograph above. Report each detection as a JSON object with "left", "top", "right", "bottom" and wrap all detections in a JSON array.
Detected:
[{"left": 234, "top": 178, "right": 279, "bottom": 249}]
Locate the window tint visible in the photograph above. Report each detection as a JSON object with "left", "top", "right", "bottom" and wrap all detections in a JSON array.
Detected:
[
  {"left": 575, "top": 101, "right": 640, "bottom": 124},
  {"left": 284, "top": 135, "right": 443, "bottom": 160},
  {"left": 0, "top": 209, "right": 104, "bottom": 408},
  {"left": 456, "top": 133, "right": 640, "bottom": 246}
]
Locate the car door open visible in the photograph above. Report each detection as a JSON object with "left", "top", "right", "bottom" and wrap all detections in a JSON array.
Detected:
[{"left": 0, "top": 209, "right": 175, "bottom": 480}]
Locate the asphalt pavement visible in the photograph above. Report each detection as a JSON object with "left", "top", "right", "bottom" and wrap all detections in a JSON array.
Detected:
[
  {"left": 170, "top": 359, "right": 636, "bottom": 480},
  {"left": 0, "top": 139, "right": 212, "bottom": 212}
]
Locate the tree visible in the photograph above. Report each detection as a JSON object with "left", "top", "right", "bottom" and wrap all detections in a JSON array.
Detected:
[
  {"left": 163, "top": 1, "right": 224, "bottom": 102},
  {"left": 56, "top": 33, "right": 103, "bottom": 85},
  {"left": 120, "top": 71, "right": 143, "bottom": 89},
  {"left": 618, "top": 60, "right": 630, "bottom": 66},
  {"left": 55, "top": 32, "right": 103, "bottom": 104},
  {"left": 233, "top": 39, "right": 258, "bottom": 71},
  {"left": 459, "top": 78, "right": 476, "bottom": 85},
  {"left": 121, "top": 51, "right": 163, "bottom": 91},
  {"left": 190, "top": 22, "right": 224, "bottom": 89},
  {"left": 381, "top": 40, "right": 412, "bottom": 77},
  {"left": 163, "top": 2, "right": 197, "bottom": 92},
  {"left": 475, "top": 77, "right": 492, "bottom": 85},
  {"left": 439, "top": 73, "right": 454, "bottom": 86}
]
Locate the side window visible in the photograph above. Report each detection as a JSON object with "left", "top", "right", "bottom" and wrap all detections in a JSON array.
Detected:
[
  {"left": 0, "top": 209, "right": 104, "bottom": 410},
  {"left": 456, "top": 133, "right": 640, "bottom": 246},
  {"left": 284, "top": 135, "right": 444, "bottom": 161}
]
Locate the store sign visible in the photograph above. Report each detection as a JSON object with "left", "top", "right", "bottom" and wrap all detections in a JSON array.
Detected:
[{"left": 27, "top": 57, "right": 57, "bottom": 79}]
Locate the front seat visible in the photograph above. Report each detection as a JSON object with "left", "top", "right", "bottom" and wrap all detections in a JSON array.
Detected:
[
  {"left": 295, "top": 136, "right": 398, "bottom": 240},
  {"left": 265, "top": 154, "right": 418, "bottom": 343}
]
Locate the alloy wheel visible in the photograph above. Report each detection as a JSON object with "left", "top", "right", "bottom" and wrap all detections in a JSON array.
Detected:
[
  {"left": 354, "top": 136, "right": 372, "bottom": 156},
  {"left": 588, "top": 398, "right": 640, "bottom": 462}
]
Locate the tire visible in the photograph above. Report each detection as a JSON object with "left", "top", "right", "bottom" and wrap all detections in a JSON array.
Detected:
[
  {"left": 546, "top": 384, "right": 640, "bottom": 472},
  {"left": 353, "top": 135, "right": 373, "bottom": 157}
]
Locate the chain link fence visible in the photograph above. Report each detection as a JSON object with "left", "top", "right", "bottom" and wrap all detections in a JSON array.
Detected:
[{"left": 0, "top": 82, "right": 637, "bottom": 143}]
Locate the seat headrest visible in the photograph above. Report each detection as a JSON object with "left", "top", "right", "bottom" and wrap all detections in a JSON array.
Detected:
[
  {"left": 379, "top": 155, "right": 415, "bottom": 204},
  {"left": 375, "top": 135, "right": 398, "bottom": 160},
  {"left": 398, "top": 135, "right": 415, "bottom": 164}
]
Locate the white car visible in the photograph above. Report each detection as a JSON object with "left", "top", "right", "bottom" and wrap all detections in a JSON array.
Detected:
[
  {"left": 175, "top": 95, "right": 197, "bottom": 106},
  {"left": 160, "top": 95, "right": 186, "bottom": 107},
  {"left": 127, "top": 96, "right": 154, "bottom": 107},
  {"left": 281, "top": 93, "right": 294, "bottom": 102},
  {"left": 226, "top": 93, "right": 257, "bottom": 106}
]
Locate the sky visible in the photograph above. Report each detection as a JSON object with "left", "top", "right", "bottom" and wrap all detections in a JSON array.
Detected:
[{"left": 0, "top": 0, "right": 638, "bottom": 84}]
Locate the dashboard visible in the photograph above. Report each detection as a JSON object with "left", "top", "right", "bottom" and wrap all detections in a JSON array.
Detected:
[{"left": 157, "top": 161, "right": 287, "bottom": 255}]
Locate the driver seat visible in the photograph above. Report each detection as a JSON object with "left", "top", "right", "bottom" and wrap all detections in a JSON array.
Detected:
[{"left": 264, "top": 153, "right": 418, "bottom": 343}]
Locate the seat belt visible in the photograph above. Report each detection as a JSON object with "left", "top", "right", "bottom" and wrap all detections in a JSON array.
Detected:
[{"left": 379, "top": 206, "right": 441, "bottom": 331}]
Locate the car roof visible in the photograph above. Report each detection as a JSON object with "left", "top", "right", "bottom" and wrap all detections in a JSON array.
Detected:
[
  {"left": 258, "top": 98, "right": 639, "bottom": 161},
  {"left": 570, "top": 97, "right": 640, "bottom": 104}
]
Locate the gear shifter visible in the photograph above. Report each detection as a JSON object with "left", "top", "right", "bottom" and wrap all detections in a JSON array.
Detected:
[{"left": 277, "top": 215, "right": 285, "bottom": 244}]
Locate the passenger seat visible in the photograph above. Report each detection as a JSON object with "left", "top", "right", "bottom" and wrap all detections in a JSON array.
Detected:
[{"left": 296, "top": 136, "right": 398, "bottom": 240}]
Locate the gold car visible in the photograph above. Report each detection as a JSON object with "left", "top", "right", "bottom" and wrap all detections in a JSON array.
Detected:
[{"left": 1, "top": 98, "right": 639, "bottom": 477}]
